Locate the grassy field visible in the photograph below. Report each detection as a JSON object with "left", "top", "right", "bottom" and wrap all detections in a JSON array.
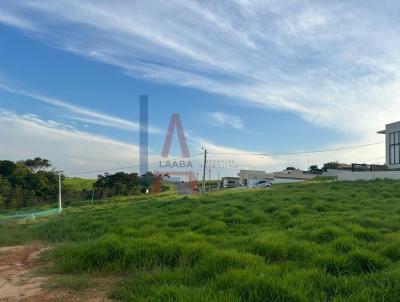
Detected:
[
  {"left": 64, "top": 177, "right": 96, "bottom": 191},
  {"left": 1, "top": 180, "right": 400, "bottom": 301}
]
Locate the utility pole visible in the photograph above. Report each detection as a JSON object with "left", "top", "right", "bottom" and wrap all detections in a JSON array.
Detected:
[
  {"left": 208, "top": 168, "right": 211, "bottom": 191},
  {"left": 91, "top": 188, "right": 95, "bottom": 206},
  {"left": 202, "top": 148, "right": 207, "bottom": 193},
  {"left": 58, "top": 171, "right": 63, "bottom": 213}
]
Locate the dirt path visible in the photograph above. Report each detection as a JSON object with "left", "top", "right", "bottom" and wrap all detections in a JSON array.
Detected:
[
  {"left": 0, "top": 245, "right": 114, "bottom": 301},
  {"left": 0, "top": 245, "right": 49, "bottom": 301}
]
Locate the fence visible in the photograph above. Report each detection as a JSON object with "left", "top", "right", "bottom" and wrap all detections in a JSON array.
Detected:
[{"left": 338, "top": 171, "right": 400, "bottom": 181}]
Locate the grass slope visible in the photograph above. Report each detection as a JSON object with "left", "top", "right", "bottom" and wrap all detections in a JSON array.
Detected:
[
  {"left": 64, "top": 178, "right": 96, "bottom": 191},
  {"left": 2, "top": 180, "right": 400, "bottom": 301}
]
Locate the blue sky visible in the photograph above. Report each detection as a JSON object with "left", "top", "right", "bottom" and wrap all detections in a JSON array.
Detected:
[{"left": 0, "top": 0, "right": 397, "bottom": 177}]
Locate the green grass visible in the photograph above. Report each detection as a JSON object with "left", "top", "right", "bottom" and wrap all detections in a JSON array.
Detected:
[
  {"left": 64, "top": 178, "right": 96, "bottom": 191},
  {"left": 2, "top": 180, "right": 400, "bottom": 301}
]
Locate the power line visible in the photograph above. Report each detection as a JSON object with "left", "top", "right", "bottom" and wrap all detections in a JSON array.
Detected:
[
  {"left": 65, "top": 153, "right": 204, "bottom": 176},
  {"left": 207, "top": 142, "right": 385, "bottom": 156},
  {"left": 0, "top": 142, "right": 386, "bottom": 179},
  {"left": 0, "top": 154, "right": 203, "bottom": 178}
]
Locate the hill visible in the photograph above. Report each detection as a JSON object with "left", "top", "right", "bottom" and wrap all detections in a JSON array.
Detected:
[
  {"left": 1, "top": 180, "right": 400, "bottom": 301},
  {"left": 64, "top": 178, "right": 96, "bottom": 191}
]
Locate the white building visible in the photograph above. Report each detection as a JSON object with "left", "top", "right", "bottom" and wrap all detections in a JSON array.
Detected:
[
  {"left": 378, "top": 121, "right": 400, "bottom": 169},
  {"left": 273, "top": 168, "right": 315, "bottom": 180},
  {"left": 238, "top": 170, "right": 272, "bottom": 187}
]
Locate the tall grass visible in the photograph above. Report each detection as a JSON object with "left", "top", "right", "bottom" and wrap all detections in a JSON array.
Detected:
[{"left": 2, "top": 180, "right": 400, "bottom": 301}]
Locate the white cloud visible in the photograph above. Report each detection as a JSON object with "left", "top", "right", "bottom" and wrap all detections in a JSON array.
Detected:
[
  {"left": 0, "top": 83, "right": 162, "bottom": 134},
  {"left": 0, "top": 109, "right": 143, "bottom": 177},
  {"left": 185, "top": 133, "right": 385, "bottom": 177},
  {"left": 0, "top": 0, "right": 398, "bottom": 151},
  {"left": 0, "top": 107, "right": 386, "bottom": 181},
  {"left": 0, "top": 108, "right": 279, "bottom": 179},
  {"left": 0, "top": 11, "right": 37, "bottom": 31},
  {"left": 207, "top": 111, "right": 244, "bottom": 130}
]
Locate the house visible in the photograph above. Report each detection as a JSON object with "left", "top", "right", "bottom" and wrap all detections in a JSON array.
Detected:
[
  {"left": 221, "top": 177, "right": 240, "bottom": 188},
  {"left": 238, "top": 170, "right": 273, "bottom": 187},
  {"left": 273, "top": 168, "right": 316, "bottom": 182},
  {"left": 378, "top": 121, "right": 400, "bottom": 169}
]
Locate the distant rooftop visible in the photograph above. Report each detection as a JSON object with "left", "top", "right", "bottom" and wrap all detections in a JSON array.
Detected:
[{"left": 378, "top": 121, "right": 400, "bottom": 134}]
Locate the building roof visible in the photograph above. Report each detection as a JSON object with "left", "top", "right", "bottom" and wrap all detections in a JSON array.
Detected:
[{"left": 239, "top": 169, "right": 267, "bottom": 174}]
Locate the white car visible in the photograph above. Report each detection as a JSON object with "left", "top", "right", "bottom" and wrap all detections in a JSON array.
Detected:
[{"left": 251, "top": 180, "right": 272, "bottom": 188}]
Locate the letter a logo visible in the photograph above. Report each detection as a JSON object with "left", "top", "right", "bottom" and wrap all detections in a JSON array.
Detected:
[{"left": 161, "top": 113, "right": 190, "bottom": 158}]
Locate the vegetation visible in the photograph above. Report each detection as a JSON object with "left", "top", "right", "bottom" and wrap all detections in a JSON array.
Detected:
[
  {"left": 92, "top": 172, "right": 164, "bottom": 199},
  {"left": 1, "top": 180, "right": 400, "bottom": 301},
  {"left": 0, "top": 158, "right": 169, "bottom": 209},
  {"left": 0, "top": 157, "right": 59, "bottom": 208},
  {"left": 64, "top": 178, "right": 96, "bottom": 191}
]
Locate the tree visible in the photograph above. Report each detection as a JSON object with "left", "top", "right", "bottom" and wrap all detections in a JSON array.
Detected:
[
  {"left": 308, "top": 165, "right": 321, "bottom": 174},
  {"left": 24, "top": 157, "right": 51, "bottom": 171},
  {"left": 0, "top": 160, "right": 16, "bottom": 177},
  {"left": 140, "top": 172, "right": 155, "bottom": 192},
  {"left": 322, "top": 161, "right": 340, "bottom": 172},
  {"left": 0, "top": 178, "right": 11, "bottom": 207},
  {"left": 0, "top": 158, "right": 59, "bottom": 209},
  {"left": 93, "top": 172, "right": 141, "bottom": 198}
]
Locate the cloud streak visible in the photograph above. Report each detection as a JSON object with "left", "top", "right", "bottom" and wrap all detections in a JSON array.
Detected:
[
  {"left": 0, "top": 82, "right": 162, "bottom": 134},
  {"left": 0, "top": 0, "right": 399, "bottom": 144},
  {"left": 207, "top": 111, "right": 244, "bottom": 130}
]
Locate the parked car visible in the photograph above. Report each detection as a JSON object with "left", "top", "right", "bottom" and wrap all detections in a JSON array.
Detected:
[{"left": 251, "top": 179, "right": 272, "bottom": 188}]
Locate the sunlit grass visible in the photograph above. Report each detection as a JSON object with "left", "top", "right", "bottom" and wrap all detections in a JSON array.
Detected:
[{"left": 2, "top": 180, "right": 400, "bottom": 301}]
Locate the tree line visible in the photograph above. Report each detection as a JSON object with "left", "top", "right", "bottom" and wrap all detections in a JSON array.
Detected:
[{"left": 0, "top": 158, "right": 165, "bottom": 209}]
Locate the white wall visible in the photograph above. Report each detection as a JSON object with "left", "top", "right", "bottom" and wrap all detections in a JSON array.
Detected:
[
  {"left": 272, "top": 178, "right": 306, "bottom": 184},
  {"left": 323, "top": 169, "right": 352, "bottom": 177},
  {"left": 386, "top": 121, "right": 400, "bottom": 169},
  {"left": 338, "top": 171, "right": 400, "bottom": 181}
]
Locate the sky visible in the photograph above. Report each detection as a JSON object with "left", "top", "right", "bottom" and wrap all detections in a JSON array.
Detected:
[{"left": 0, "top": 0, "right": 398, "bottom": 178}]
